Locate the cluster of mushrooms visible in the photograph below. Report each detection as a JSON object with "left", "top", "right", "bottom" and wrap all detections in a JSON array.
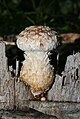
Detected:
[{"left": 16, "top": 25, "right": 58, "bottom": 98}]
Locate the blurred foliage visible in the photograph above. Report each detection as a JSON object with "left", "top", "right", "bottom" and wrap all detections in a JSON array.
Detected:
[{"left": 0, "top": 0, "right": 80, "bottom": 36}]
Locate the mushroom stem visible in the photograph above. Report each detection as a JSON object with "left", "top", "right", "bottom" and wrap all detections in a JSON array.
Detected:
[{"left": 20, "top": 51, "right": 54, "bottom": 96}]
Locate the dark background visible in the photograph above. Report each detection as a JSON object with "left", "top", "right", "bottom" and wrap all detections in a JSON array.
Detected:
[{"left": 0, "top": 0, "right": 80, "bottom": 36}]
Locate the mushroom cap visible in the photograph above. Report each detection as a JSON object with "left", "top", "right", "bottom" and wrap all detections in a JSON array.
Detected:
[{"left": 17, "top": 26, "right": 58, "bottom": 51}]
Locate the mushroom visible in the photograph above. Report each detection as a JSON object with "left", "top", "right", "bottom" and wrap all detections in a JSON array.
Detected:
[
  {"left": 16, "top": 26, "right": 58, "bottom": 96},
  {"left": 60, "top": 33, "right": 80, "bottom": 44}
]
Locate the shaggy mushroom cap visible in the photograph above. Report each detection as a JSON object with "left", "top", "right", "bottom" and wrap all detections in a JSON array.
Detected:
[{"left": 17, "top": 26, "right": 58, "bottom": 51}]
